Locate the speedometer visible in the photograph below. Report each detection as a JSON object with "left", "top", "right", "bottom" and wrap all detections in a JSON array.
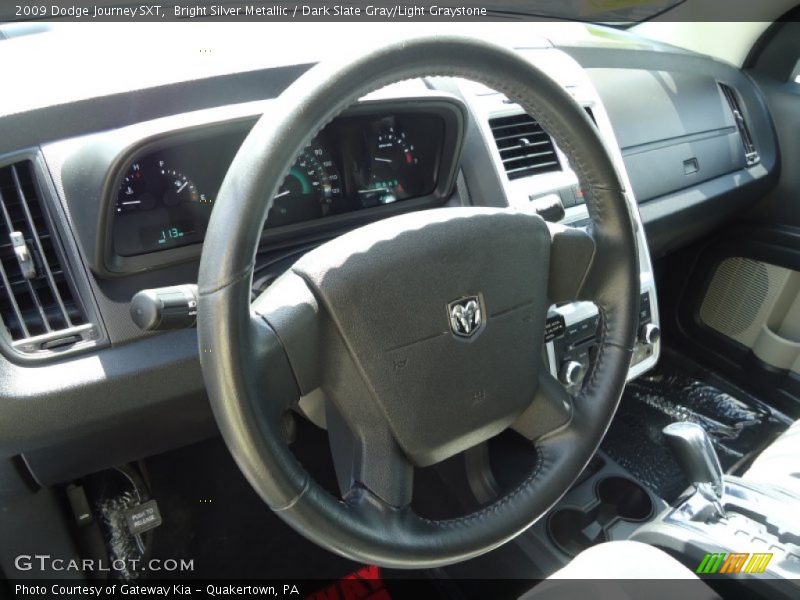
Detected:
[{"left": 266, "top": 141, "right": 344, "bottom": 228}]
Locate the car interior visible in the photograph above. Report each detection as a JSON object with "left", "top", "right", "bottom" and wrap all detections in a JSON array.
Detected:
[{"left": 1, "top": 6, "right": 800, "bottom": 599}]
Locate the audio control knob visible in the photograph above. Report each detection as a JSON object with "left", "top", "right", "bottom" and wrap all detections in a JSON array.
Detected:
[
  {"left": 639, "top": 323, "right": 661, "bottom": 345},
  {"left": 559, "top": 360, "right": 585, "bottom": 386}
]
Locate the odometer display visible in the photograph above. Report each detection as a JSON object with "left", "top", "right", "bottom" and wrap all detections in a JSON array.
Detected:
[{"left": 140, "top": 221, "right": 197, "bottom": 250}]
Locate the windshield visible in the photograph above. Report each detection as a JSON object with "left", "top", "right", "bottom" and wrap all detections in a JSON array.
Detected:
[{"left": 486, "top": 0, "right": 686, "bottom": 23}]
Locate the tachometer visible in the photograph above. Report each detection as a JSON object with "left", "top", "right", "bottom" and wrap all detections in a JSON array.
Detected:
[
  {"left": 266, "top": 141, "right": 343, "bottom": 228},
  {"left": 359, "top": 124, "right": 418, "bottom": 207}
]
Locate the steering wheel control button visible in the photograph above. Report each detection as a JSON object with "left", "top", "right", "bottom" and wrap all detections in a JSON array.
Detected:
[
  {"left": 559, "top": 360, "right": 586, "bottom": 386},
  {"left": 130, "top": 284, "right": 199, "bottom": 331},
  {"left": 448, "top": 296, "right": 484, "bottom": 338}
]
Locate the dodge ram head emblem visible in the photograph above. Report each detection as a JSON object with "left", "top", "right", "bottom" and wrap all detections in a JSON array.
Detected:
[{"left": 448, "top": 296, "right": 483, "bottom": 338}]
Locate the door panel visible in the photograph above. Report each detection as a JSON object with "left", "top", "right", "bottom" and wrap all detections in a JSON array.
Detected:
[{"left": 666, "top": 224, "right": 800, "bottom": 417}]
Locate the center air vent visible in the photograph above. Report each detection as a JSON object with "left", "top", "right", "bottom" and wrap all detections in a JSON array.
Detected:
[
  {"left": 489, "top": 113, "right": 561, "bottom": 180},
  {"left": 0, "top": 160, "right": 93, "bottom": 355}
]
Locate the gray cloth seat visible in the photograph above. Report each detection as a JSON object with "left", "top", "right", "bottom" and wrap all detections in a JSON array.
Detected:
[
  {"left": 743, "top": 419, "right": 800, "bottom": 497},
  {"left": 521, "top": 541, "right": 719, "bottom": 599}
]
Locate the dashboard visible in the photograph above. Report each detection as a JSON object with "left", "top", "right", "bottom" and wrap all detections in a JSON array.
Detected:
[
  {"left": 0, "top": 29, "right": 780, "bottom": 489},
  {"left": 112, "top": 108, "right": 452, "bottom": 256}
]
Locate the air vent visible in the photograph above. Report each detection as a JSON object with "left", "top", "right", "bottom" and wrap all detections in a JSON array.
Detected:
[
  {"left": 489, "top": 113, "right": 561, "bottom": 180},
  {"left": 0, "top": 160, "right": 92, "bottom": 355},
  {"left": 719, "top": 83, "right": 759, "bottom": 166}
]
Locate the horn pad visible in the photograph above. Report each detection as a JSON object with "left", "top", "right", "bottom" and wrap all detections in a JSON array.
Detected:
[{"left": 293, "top": 208, "right": 551, "bottom": 466}]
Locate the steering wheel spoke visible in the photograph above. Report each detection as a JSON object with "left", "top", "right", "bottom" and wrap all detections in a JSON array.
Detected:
[
  {"left": 547, "top": 222, "right": 597, "bottom": 305},
  {"left": 252, "top": 272, "right": 323, "bottom": 395},
  {"left": 512, "top": 370, "right": 574, "bottom": 441},
  {"left": 243, "top": 312, "right": 303, "bottom": 421},
  {"left": 326, "top": 400, "right": 414, "bottom": 509}
]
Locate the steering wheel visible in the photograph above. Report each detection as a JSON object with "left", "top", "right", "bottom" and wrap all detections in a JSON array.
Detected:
[{"left": 197, "top": 35, "right": 638, "bottom": 568}]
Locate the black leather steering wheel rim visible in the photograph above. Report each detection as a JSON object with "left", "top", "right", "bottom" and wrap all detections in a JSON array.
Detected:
[{"left": 197, "top": 34, "right": 639, "bottom": 568}]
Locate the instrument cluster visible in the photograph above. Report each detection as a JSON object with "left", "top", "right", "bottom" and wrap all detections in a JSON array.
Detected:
[{"left": 112, "top": 110, "right": 447, "bottom": 256}]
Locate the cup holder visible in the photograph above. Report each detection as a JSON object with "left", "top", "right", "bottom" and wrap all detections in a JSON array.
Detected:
[
  {"left": 547, "top": 476, "right": 654, "bottom": 557},
  {"left": 596, "top": 476, "right": 654, "bottom": 521}
]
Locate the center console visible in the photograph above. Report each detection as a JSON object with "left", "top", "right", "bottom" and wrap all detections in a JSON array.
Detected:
[
  {"left": 545, "top": 290, "right": 658, "bottom": 393},
  {"left": 634, "top": 477, "right": 800, "bottom": 583},
  {"left": 631, "top": 423, "right": 800, "bottom": 597},
  {"left": 524, "top": 420, "right": 800, "bottom": 597}
]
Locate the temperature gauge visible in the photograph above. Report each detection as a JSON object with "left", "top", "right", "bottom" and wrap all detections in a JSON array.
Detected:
[{"left": 117, "top": 162, "right": 156, "bottom": 213}]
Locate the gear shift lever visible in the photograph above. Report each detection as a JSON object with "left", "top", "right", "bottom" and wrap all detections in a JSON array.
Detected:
[
  {"left": 663, "top": 422, "right": 726, "bottom": 520},
  {"left": 663, "top": 422, "right": 724, "bottom": 496}
]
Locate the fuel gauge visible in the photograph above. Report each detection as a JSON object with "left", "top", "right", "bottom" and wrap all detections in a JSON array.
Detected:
[{"left": 160, "top": 165, "right": 200, "bottom": 207}]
